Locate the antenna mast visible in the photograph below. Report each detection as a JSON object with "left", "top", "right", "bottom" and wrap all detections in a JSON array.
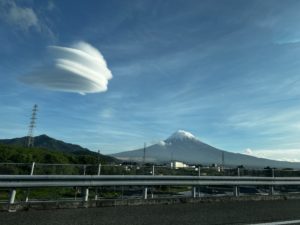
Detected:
[{"left": 27, "top": 104, "right": 38, "bottom": 148}]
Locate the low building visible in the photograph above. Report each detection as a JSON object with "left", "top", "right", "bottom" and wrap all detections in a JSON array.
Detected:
[{"left": 170, "top": 161, "right": 188, "bottom": 169}]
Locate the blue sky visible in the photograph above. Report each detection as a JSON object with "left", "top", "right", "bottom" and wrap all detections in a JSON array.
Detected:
[{"left": 2, "top": 0, "right": 300, "bottom": 161}]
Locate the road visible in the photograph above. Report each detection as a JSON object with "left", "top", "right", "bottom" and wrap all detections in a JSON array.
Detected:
[{"left": 1, "top": 199, "right": 300, "bottom": 225}]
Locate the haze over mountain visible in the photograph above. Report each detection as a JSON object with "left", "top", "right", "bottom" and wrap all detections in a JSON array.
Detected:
[{"left": 112, "top": 130, "right": 300, "bottom": 169}]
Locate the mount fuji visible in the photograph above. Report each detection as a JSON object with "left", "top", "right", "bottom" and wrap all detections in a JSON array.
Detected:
[{"left": 111, "top": 130, "right": 300, "bottom": 168}]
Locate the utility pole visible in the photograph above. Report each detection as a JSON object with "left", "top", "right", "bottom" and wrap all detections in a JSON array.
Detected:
[
  {"left": 95, "top": 149, "right": 101, "bottom": 200},
  {"left": 143, "top": 143, "right": 146, "bottom": 165},
  {"left": 221, "top": 151, "right": 225, "bottom": 171},
  {"left": 170, "top": 149, "right": 174, "bottom": 169},
  {"left": 97, "top": 150, "right": 101, "bottom": 164},
  {"left": 27, "top": 104, "right": 38, "bottom": 148}
]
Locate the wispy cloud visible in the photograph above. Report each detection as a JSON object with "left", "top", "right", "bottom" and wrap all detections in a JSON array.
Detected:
[
  {"left": 100, "top": 108, "right": 115, "bottom": 119},
  {"left": 227, "top": 108, "right": 300, "bottom": 134},
  {"left": 0, "top": 0, "right": 57, "bottom": 39},
  {"left": 244, "top": 148, "right": 300, "bottom": 162},
  {"left": 20, "top": 41, "right": 113, "bottom": 94},
  {"left": 46, "top": 1, "right": 55, "bottom": 11},
  {"left": 0, "top": 0, "right": 38, "bottom": 31}
]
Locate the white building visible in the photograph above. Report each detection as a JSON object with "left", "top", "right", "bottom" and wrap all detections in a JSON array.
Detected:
[{"left": 170, "top": 161, "right": 188, "bottom": 169}]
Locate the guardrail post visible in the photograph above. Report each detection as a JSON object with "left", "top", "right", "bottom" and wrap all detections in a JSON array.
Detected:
[
  {"left": 152, "top": 165, "right": 155, "bottom": 176},
  {"left": 94, "top": 164, "right": 101, "bottom": 200},
  {"left": 97, "top": 163, "right": 101, "bottom": 176},
  {"left": 233, "top": 186, "right": 239, "bottom": 197},
  {"left": 9, "top": 189, "right": 16, "bottom": 204},
  {"left": 25, "top": 162, "right": 35, "bottom": 203},
  {"left": 95, "top": 189, "right": 99, "bottom": 200},
  {"left": 74, "top": 187, "right": 78, "bottom": 200},
  {"left": 269, "top": 186, "right": 274, "bottom": 195},
  {"left": 143, "top": 187, "right": 148, "bottom": 199},
  {"left": 83, "top": 165, "right": 86, "bottom": 175},
  {"left": 192, "top": 186, "right": 197, "bottom": 198},
  {"left": 198, "top": 166, "right": 201, "bottom": 176},
  {"left": 237, "top": 168, "right": 240, "bottom": 176},
  {"left": 272, "top": 168, "right": 275, "bottom": 178},
  {"left": 83, "top": 187, "right": 89, "bottom": 202},
  {"left": 30, "top": 162, "right": 35, "bottom": 175}
]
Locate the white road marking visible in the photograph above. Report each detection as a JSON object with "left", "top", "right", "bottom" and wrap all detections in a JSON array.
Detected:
[{"left": 249, "top": 219, "right": 300, "bottom": 225}]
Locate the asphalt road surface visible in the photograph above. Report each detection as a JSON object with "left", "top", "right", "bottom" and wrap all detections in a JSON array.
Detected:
[{"left": 1, "top": 199, "right": 300, "bottom": 225}]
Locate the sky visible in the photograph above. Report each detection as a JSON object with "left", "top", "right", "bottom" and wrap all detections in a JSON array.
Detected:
[{"left": 2, "top": 0, "right": 300, "bottom": 161}]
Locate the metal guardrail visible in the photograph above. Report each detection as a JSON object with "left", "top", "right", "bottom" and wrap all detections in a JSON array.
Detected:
[
  {"left": 1, "top": 175, "right": 300, "bottom": 188},
  {"left": 2, "top": 162, "right": 300, "bottom": 177},
  {"left": 2, "top": 174, "right": 300, "bottom": 206},
  {"left": 1, "top": 162, "right": 300, "bottom": 207}
]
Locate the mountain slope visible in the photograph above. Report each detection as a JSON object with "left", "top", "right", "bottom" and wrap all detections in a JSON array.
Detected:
[
  {"left": 0, "top": 134, "right": 118, "bottom": 163},
  {"left": 112, "top": 130, "right": 300, "bottom": 168},
  {"left": 0, "top": 134, "right": 89, "bottom": 153}
]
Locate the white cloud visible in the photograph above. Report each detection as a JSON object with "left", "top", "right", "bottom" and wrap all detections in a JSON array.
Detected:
[
  {"left": 244, "top": 148, "right": 300, "bottom": 162},
  {"left": 0, "top": 0, "right": 39, "bottom": 31},
  {"left": 157, "top": 140, "right": 172, "bottom": 147},
  {"left": 158, "top": 140, "right": 166, "bottom": 146},
  {"left": 244, "top": 148, "right": 253, "bottom": 155},
  {"left": 21, "top": 41, "right": 113, "bottom": 94}
]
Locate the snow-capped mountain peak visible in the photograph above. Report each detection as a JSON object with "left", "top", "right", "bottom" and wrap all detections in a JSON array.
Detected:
[
  {"left": 166, "top": 130, "right": 197, "bottom": 141},
  {"left": 111, "top": 130, "right": 300, "bottom": 168}
]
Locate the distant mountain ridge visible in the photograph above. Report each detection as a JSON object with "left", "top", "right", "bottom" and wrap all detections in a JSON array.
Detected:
[
  {"left": 112, "top": 130, "right": 300, "bottom": 169},
  {"left": 0, "top": 135, "right": 120, "bottom": 164},
  {"left": 0, "top": 134, "right": 91, "bottom": 154}
]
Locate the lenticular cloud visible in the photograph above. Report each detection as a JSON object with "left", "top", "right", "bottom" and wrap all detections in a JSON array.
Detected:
[{"left": 21, "top": 42, "right": 113, "bottom": 94}]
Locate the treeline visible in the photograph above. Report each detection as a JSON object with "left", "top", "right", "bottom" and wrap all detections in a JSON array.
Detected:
[
  {"left": 0, "top": 144, "right": 121, "bottom": 175},
  {"left": 0, "top": 144, "right": 117, "bottom": 164}
]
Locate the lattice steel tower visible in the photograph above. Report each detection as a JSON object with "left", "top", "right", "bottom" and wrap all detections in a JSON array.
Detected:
[{"left": 27, "top": 104, "right": 38, "bottom": 148}]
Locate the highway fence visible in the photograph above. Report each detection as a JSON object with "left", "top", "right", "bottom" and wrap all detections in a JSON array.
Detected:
[
  {"left": 1, "top": 162, "right": 300, "bottom": 210},
  {"left": 1, "top": 162, "right": 300, "bottom": 177}
]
